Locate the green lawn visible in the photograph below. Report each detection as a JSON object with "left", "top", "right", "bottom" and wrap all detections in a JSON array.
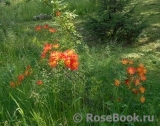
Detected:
[{"left": 0, "top": 0, "right": 160, "bottom": 126}]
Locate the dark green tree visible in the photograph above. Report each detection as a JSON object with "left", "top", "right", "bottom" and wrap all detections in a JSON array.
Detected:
[{"left": 86, "top": 0, "right": 147, "bottom": 45}]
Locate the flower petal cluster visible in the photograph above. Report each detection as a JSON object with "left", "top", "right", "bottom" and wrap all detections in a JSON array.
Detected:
[
  {"left": 35, "top": 24, "right": 57, "bottom": 33},
  {"left": 41, "top": 43, "right": 79, "bottom": 71},
  {"left": 114, "top": 59, "right": 147, "bottom": 103},
  {"left": 10, "top": 66, "right": 32, "bottom": 88}
]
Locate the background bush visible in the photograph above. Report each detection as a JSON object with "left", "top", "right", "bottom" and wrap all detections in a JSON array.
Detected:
[{"left": 85, "top": 0, "right": 147, "bottom": 45}]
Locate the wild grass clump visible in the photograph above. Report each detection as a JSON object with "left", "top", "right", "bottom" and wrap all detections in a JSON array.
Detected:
[{"left": 0, "top": 0, "right": 52, "bottom": 22}]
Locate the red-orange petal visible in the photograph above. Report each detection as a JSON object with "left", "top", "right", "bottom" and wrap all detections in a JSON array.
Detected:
[
  {"left": 18, "top": 74, "right": 24, "bottom": 82},
  {"left": 55, "top": 11, "right": 61, "bottom": 16},
  {"left": 36, "top": 80, "right": 43, "bottom": 85},
  {"left": 140, "top": 75, "right": 147, "bottom": 81},
  {"left": 139, "top": 86, "right": 146, "bottom": 93},
  {"left": 125, "top": 79, "right": 130, "bottom": 85},
  {"left": 35, "top": 25, "right": 41, "bottom": 31},
  {"left": 132, "top": 88, "right": 139, "bottom": 94},
  {"left": 121, "top": 59, "right": 128, "bottom": 65},
  {"left": 49, "top": 28, "right": 56, "bottom": 33},
  {"left": 134, "top": 79, "right": 141, "bottom": 85},
  {"left": 43, "top": 24, "right": 49, "bottom": 29},
  {"left": 70, "top": 61, "right": 79, "bottom": 70},
  {"left": 48, "top": 59, "right": 58, "bottom": 68},
  {"left": 10, "top": 81, "right": 15, "bottom": 88},
  {"left": 114, "top": 79, "right": 121, "bottom": 87},
  {"left": 140, "top": 96, "right": 145, "bottom": 103},
  {"left": 127, "top": 66, "right": 136, "bottom": 75}
]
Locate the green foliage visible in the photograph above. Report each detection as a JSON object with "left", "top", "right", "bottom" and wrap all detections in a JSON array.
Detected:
[
  {"left": 85, "top": 0, "right": 147, "bottom": 45},
  {"left": 50, "top": 0, "right": 81, "bottom": 49}
]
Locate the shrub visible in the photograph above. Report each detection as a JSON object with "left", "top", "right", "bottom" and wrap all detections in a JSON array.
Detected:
[{"left": 85, "top": 0, "right": 147, "bottom": 45}]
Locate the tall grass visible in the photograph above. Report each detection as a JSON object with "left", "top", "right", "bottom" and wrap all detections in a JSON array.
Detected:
[
  {"left": 0, "top": 0, "right": 52, "bottom": 22},
  {"left": 65, "top": 0, "right": 97, "bottom": 15}
]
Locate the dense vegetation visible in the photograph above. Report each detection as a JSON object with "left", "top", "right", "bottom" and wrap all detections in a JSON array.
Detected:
[
  {"left": 85, "top": 0, "right": 147, "bottom": 45},
  {"left": 0, "top": 0, "right": 160, "bottom": 125}
]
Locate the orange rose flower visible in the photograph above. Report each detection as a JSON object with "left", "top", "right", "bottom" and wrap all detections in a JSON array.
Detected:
[
  {"left": 49, "top": 28, "right": 56, "bottom": 33},
  {"left": 134, "top": 79, "right": 141, "bottom": 85},
  {"left": 139, "top": 63, "right": 144, "bottom": 68},
  {"left": 140, "top": 96, "right": 145, "bottom": 103},
  {"left": 41, "top": 52, "right": 46, "bottom": 59},
  {"left": 63, "top": 49, "right": 75, "bottom": 57},
  {"left": 121, "top": 59, "right": 128, "bottom": 65},
  {"left": 37, "top": 80, "right": 43, "bottom": 85},
  {"left": 139, "top": 86, "right": 146, "bottom": 93},
  {"left": 24, "top": 70, "right": 29, "bottom": 76},
  {"left": 48, "top": 58, "right": 58, "bottom": 68},
  {"left": 114, "top": 79, "right": 121, "bottom": 87},
  {"left": 64, "top": 57, "right": 71, "bottom": 68},
  {"left": 55, "top": 11, "right": 61, "bottom": 16},
  {"left": 70, "top": 61, "right": 79, "bottom": 70},
  {"left": 43, "top": 43, "right": 52, "bottom": 53},
  {"left": 132, "top": 88, "right": 139, "bottom": 94},
  {"left": 129, "top": 60, "right": 134, "bottom": 65},
  {"left": 35, "top": 25, "right": 41, "bottom": 31},
  {"left": 140, "top": 75, "right": 146, "bottom": 81},
  {"left": 125, "top": 79, "right": 130, "bottom": 86},
  {"left": 50, "top": 51, "right": 62, "bottom": 61},
  {"left": 10, "top": 81, "right": 15, "bottom": 88},
  {"left": 137, "top": 67, "right": 147, "bottom": 75},
  {"left": 18, "top": 74, "right": 24, "bottom": 82},
  {"left": 127, "top": 66, "right": 136, "bottom": 75},
  {"left": 43, "top": 24, "right": 49, "bottom": 29}
]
